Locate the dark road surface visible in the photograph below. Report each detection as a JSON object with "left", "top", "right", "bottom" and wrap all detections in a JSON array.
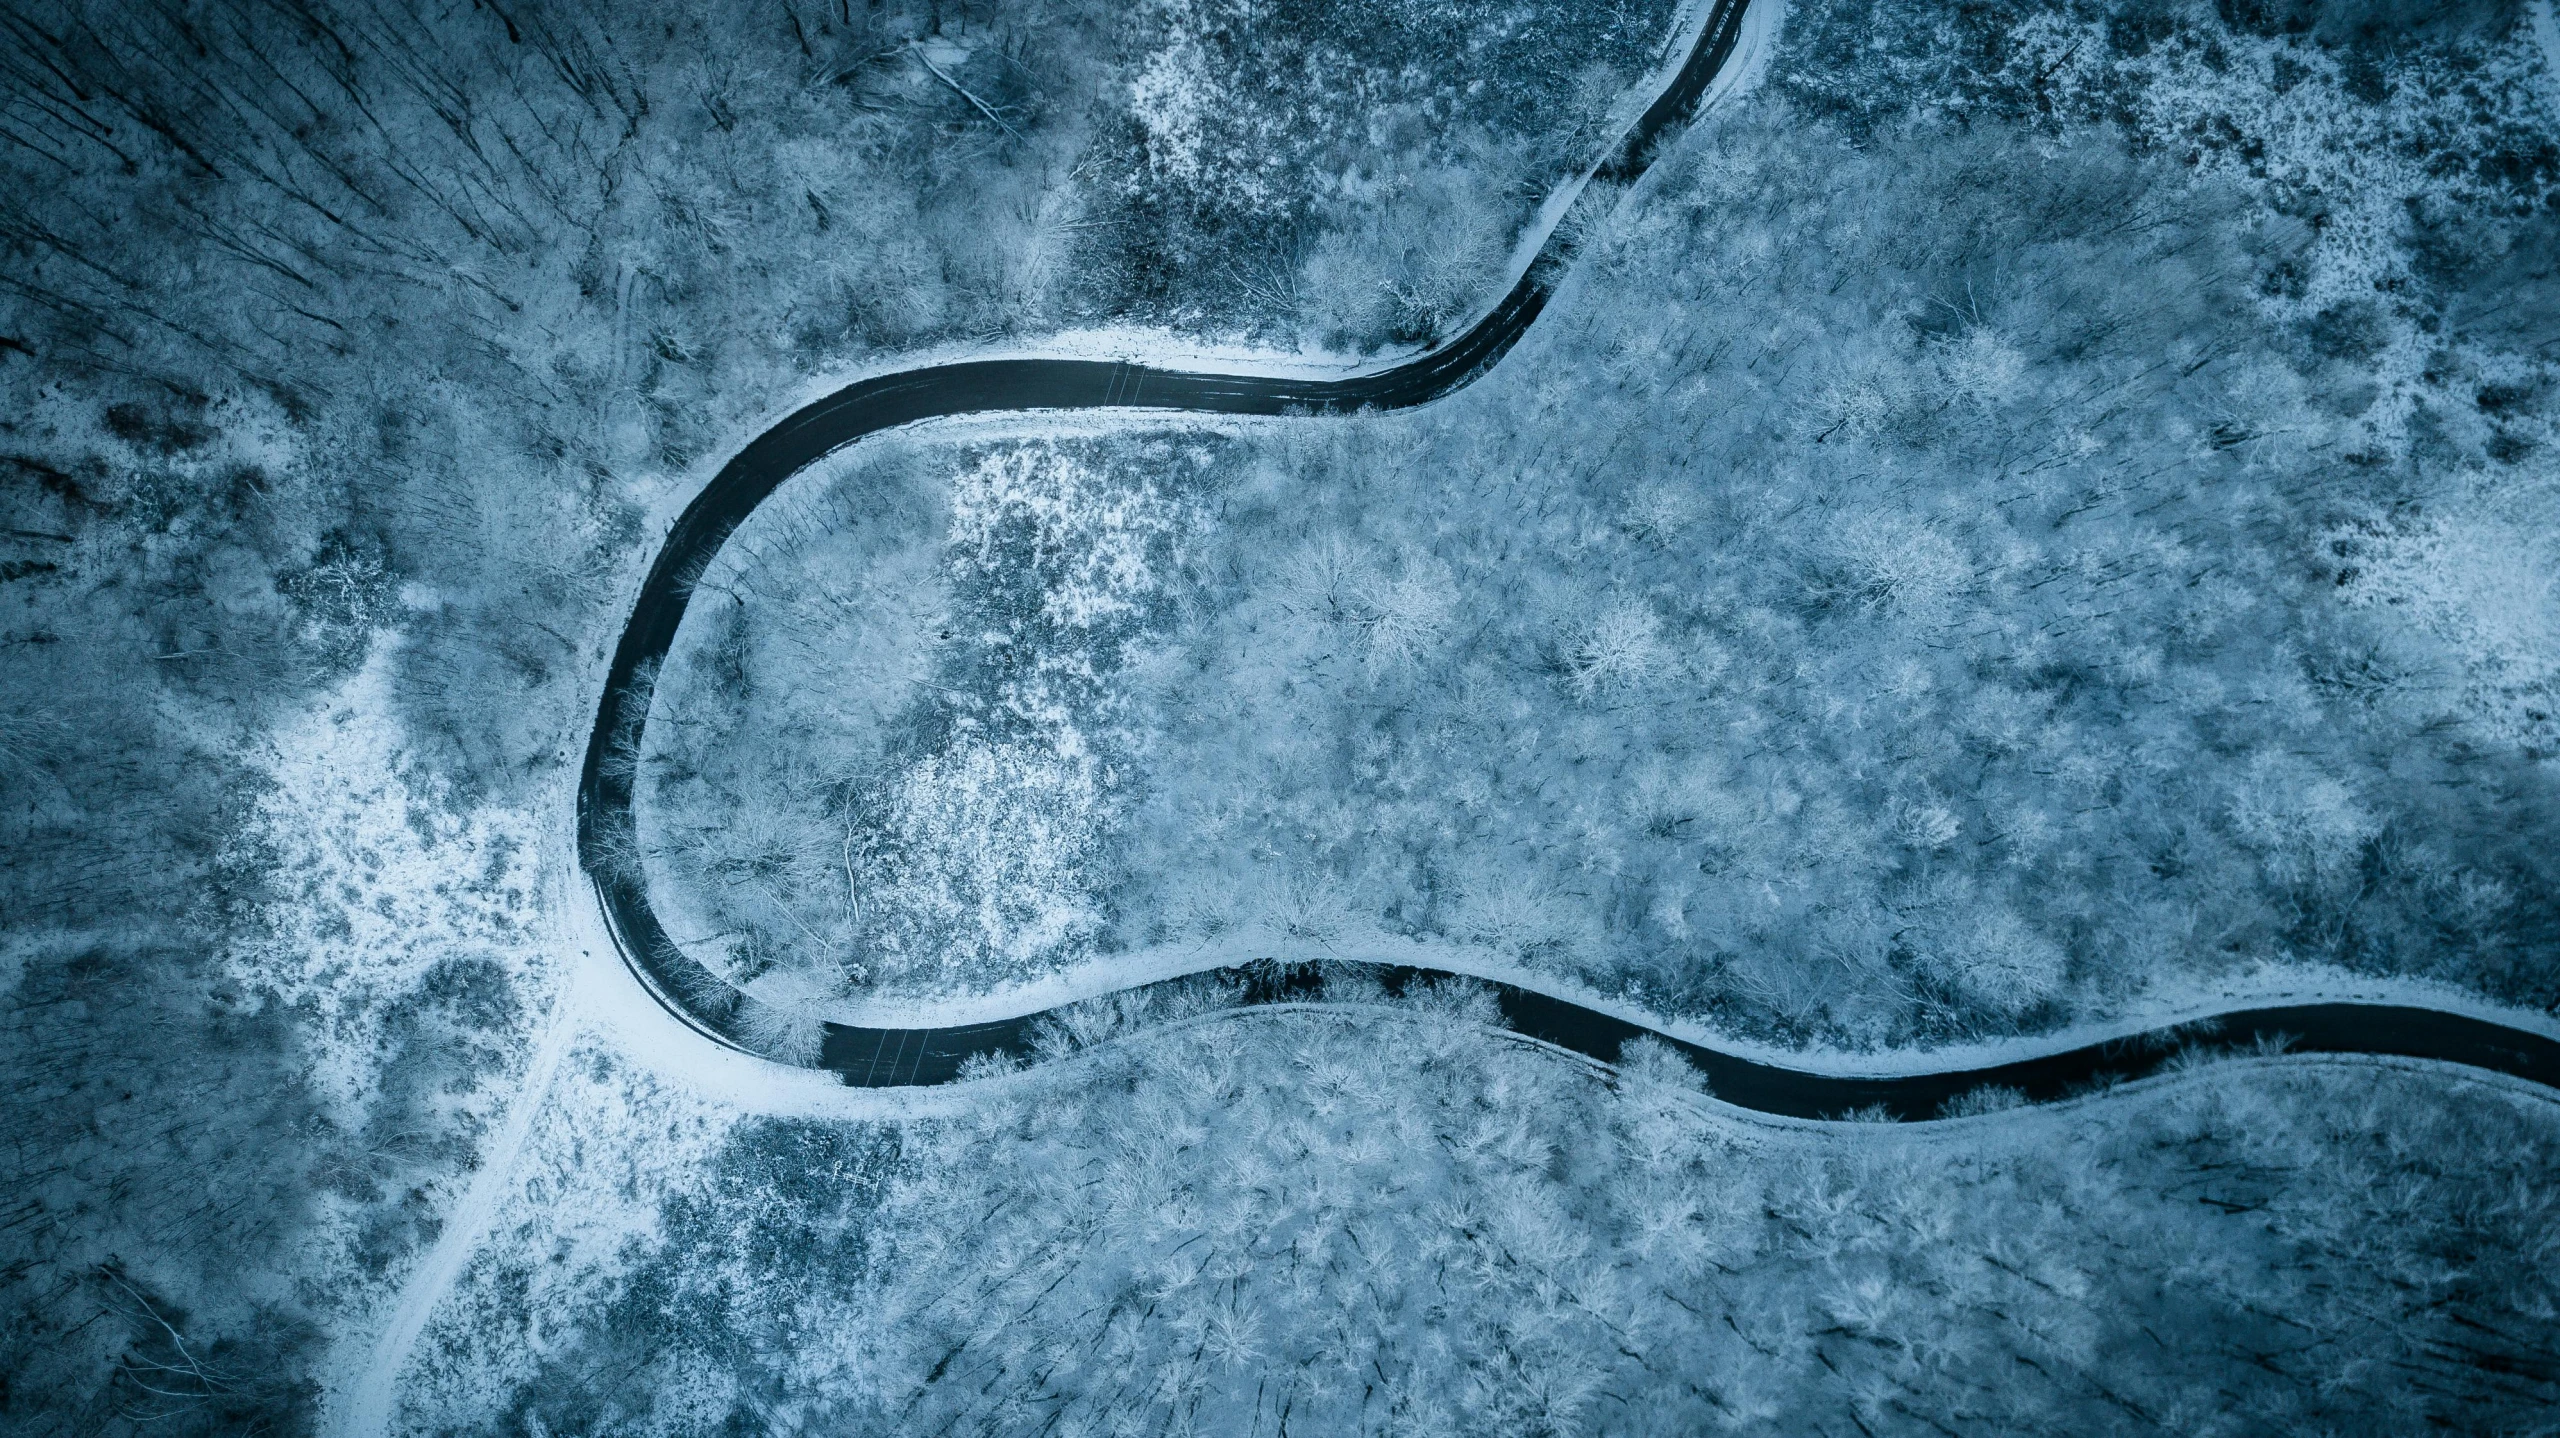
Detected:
[{"left": 575, "top": 0, "right": 2560, "bottom": 1115}]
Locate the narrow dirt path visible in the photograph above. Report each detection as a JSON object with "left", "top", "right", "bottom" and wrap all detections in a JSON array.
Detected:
[{"left": 331, "top": 996, "right": 577, "bottom": 1438}]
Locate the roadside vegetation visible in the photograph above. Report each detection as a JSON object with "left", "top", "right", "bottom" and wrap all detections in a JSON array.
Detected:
[
  {"left": 8, "top": 0, "right": 2558, "bottom": 1428},
  {"left": 0, "top": 0, "right": 1679, "bottom": 1427},
  {"left": 400, "top": 1005, "right": 2560, "bottom": 1435},
  {"left": 1083, "top": 0, "right": 1685, "bottom": 345},
  {"left": 648, "top": 0, "right": 2560, "bottom": 1050}
]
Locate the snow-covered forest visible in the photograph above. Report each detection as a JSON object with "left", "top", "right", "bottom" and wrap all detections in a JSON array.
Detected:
[
  {"left": 404, "top": 1001, "right": 2560, "bottom": 1433},
  {"left": 0, "top": 0, "right": 1679, "bottom": 1426},
  {"left": 645, "top": 0, "right": 2560, "bottom": 1053},
  {"left": 6, "top": 0, "right": 2559, "bottom": 1431}
]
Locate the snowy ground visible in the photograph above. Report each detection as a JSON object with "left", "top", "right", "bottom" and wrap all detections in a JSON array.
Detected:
[
  {"left": 361, "top": 1030, "right": 743, "bottom": 1434},
  {"left": 324, "top": 0, "right": 2560, "bottom": 1419},
  {"left": 233, "top": 649, "right": 571, "bottom": 1435},
  {"left": 2537, "top": 0, "right": 2560, "bottom": 100}
]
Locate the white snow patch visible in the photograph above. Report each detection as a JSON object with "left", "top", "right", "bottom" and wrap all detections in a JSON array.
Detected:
[
  {"left": 1126, "top": 2, "right": 1245, "bottom": 203},
  {"left": 841, "top": 443, "right": 1205, "bottom": 990},
  {"left": 1962, "top": 2, "right": 2560, "bottom": 447},
  {"left": 228, "top": 646, "right": 550, "bottom": 1121},
  {"left": 2335, "top": 503, "right": 2560, "bottom": 748},
  {"left": 949, "top": 444, "right": 1192, "bottom": 634},
  {"left": 867, "top": 740, "right": 1109, "bottom": 980}
]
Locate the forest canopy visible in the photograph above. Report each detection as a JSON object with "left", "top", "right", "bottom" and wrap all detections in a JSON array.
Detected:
[
  {"left": 5, "top": 0, "right": 2558, "bottom": 1431},
  {"left": 1, "top": 0, "right": 1694, "bottom": 1426},
  {"left": 401, "top": 1007, "right": 2560, "bottom": 1435},
  {"left": 645, "top": 0, "right": 2560, "bottom": 1049}
]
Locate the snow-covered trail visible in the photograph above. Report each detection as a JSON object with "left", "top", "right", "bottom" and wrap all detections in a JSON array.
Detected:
[{"left": 329, "top": 990, "right": 578, "bottom": 1438}]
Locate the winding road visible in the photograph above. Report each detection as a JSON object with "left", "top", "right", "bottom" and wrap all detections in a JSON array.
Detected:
[{"left": 575, "top": 0, "right": 2560, "bottom": 1119}]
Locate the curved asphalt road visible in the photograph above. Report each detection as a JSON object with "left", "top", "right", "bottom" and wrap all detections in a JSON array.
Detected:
[{"left": 575, "top": 0, "right": 2560, "bottom": 1118}]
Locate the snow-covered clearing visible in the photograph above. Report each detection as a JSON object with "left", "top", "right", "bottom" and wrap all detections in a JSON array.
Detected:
[
  {"left": 234, "top": 647, "right": 573, "bottom": 1433},
  {"left": 233, "top": 648, "right": 551, "bottom": 1118}
]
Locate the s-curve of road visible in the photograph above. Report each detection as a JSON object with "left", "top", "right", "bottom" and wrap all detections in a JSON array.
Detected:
[{"left": 576, "top": 0, "right": 2560, "bottom": 1121}]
